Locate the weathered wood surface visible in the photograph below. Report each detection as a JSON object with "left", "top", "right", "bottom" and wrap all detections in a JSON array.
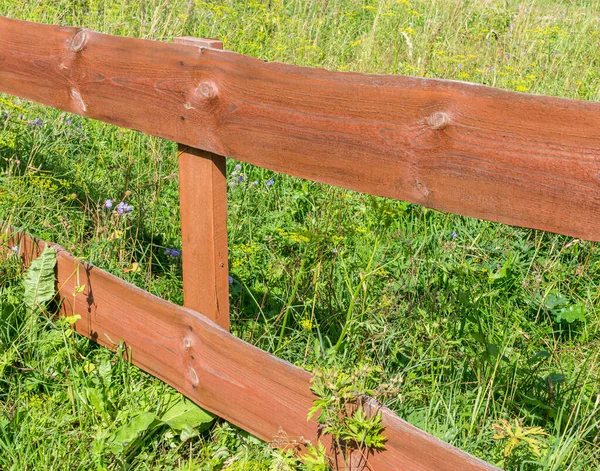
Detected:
[
  {"left": 177, "top": 144, "right": 230, "bottom": 329},
  {"left": 1, "top": 16, "right": 599, "bottom": 241},
  {"left": 175, "top": 36, "right": 230, "bottom": 330},
  {"left": 1, "top": 226, "right": 499, "bottom": 471}
]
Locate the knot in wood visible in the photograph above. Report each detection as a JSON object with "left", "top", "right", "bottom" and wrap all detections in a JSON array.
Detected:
[
  {"left": 197, "top": 81, "right": 218, "bottom": 99},
  {"left": 71, "top": 29, "right": 88, "bottom": 52},
  {"left": 428, "top": 111, "right": 449, "bottom": 130}
]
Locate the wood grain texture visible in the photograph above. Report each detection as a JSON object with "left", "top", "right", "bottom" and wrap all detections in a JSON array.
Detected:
[
  {"left": 1, "top": 16, "right": 599, "bottom": 240},
  {"left": 175, "top": 37, "right": 229, "bottom": 330},
  {"left": 177, "top": 144, "right": 230, "bottom": 329},
  {"left": 1, "top": 225, "right": 500, "bottom": 471}
]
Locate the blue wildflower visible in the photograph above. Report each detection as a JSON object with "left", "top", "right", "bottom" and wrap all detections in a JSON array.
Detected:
[
  {"left": 237, "top": 175, "right": 244, "bottom": 183},
  {"left": 266, "top": 178, "right": 274, "bottom": 187},
  {"left": 10, "top": 246, "right": 19, "bottom": 256},
  {"left": 116, "top": 201, "right": 133, "bottom": 215},
  {"left": 231, "top": 164, "right": 242, "bottom": 177},
  {"left": 251, "top": 181, "right": 258, "bottom": 186},
  {"left": 29, "top": 118, "right": 42, "bottom": 127},
  {"left": 228, "top": 275, "right": 233, "bottom": 285},
  {"left": 165, "top": 248, "right": 181, "bottom": 257},
  {"left": 450, "top": 232, "right": 457, "bottom": 240},
  {"left": 103, "top": 199, "right": 113, "bottom": 209},
  {"left": 65, "top": 118, "right": 73, "bottom": 125}
]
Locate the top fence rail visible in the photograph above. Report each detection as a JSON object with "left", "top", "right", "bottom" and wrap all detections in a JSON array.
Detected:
[{"left": 1, "top": 15, "right": 599, "bottom": 241}]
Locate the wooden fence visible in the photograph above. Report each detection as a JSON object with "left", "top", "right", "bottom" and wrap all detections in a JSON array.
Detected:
[{"left": 1, "top": 14, "right": 599, "bottom": 470}]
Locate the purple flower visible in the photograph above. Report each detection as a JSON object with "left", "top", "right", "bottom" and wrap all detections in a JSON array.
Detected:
[
  {"left": 10, "top": 245, "right": 19, "bottom": 256},
  {"left": 505, "top": 54, "right": 511, "bottom": 59},
  {"left": 228, "top": 275, "right": 233, "bottom": 285},
  {"left": 457, "top": 63, "right": 463, "bottom": 69},
  {"left": 116, "top": 201, "right": 133, "bottom": 215},
  {"left": 251, "top": 181, "right": 258, "bottom": 186},
  {"left": 266, "top": 178, "right": 274, "bottom": 187},
  {"left": 165, "top": 248, "right": 181, "bottom": 257},
  {"left": 231, "top": 164, "right": 242, "bottom": 177},
  {"left": 450, "top": 231, "right": 457, "bottom": 240},
  {"left": 103, "top": 199, "right": 113, "bottom": 209},
  {"left": 237, "top": 175, "right": 244, "bottom": 183},
  {"left": 18, "top": 114, "right": 23, "bottom": 120},
  {"left": 29, "top": 118, "right": 42, "bottom": 127},
  {"left": 65, "top": 118, "right": 73, "bottom": 125}
]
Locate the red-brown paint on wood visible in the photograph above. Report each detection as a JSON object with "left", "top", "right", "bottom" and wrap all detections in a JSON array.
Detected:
[
  {"left": 1, "top": 226, "right": 500, "bottom": 471},
  {"left": 175, "top": 36, "right": 229, "bottom": 330},
  {"left": 1, "top": 16, "right": 599, "bottom": 241}
]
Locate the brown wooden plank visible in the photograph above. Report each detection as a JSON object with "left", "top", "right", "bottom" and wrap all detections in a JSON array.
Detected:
[
  {"left": 1, "top": 16, "right": 599, "bottom": 240},
  {"left": 1, "top": 225, "right": 500, "bottom": 471},
  {"left": 175, "top": 36, "right": 229, "bottom": 330}
]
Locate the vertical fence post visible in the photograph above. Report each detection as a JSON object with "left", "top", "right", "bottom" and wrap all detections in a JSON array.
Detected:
[{"left": 174, "top": 37, "right": 230, "bottom": 331}]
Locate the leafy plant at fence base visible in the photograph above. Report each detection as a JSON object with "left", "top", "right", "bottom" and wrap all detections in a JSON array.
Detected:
[
  {"left": 108, "top": 395, "right": 215, "bottom": 453},
  {"left": 300, "top": 363, "right": 399, "bottom": 470},
  {"left": 492, "top": 418, "right": 549, "bottom": 469},
  {"left": 23, "top": 245, "right": 56, "bottom": 315}
]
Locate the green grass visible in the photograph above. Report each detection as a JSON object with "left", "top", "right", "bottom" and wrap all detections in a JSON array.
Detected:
[{"left": 1, "top": 0, "right": 600, "bottom": 469}]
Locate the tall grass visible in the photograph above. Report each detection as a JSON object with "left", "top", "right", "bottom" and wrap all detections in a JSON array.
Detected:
[{"left": 1, "top": 1, "right": 599, "bottom": 469}]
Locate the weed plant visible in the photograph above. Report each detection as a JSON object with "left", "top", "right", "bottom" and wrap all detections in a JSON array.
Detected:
[{"left": 1, "top": 0, "right": 600, "bottom": 469}]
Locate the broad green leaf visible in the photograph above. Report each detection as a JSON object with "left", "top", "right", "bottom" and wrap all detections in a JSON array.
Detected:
[
  {"left": 23, "top": 246, "right": 56, "bottom": 314},
  {"left": 98, "top": 359, "right": 112, "bottom": 383},
  {"left": 179, "top": 424, "right": 197, "bottom": 442},
  {"left": 527, "top": 351, "right": 550, "bottom": 365},
  {"left": 555, "top": 303, "right": 586, "bottom": 323},
  {"left": 63, "top": 314, "right": 81, "bottom": 325},
  {"left": 87, "top": 388, "right": 105, "bottom": 415},
  {"left": 547, "top": 373, "right": 566, "bottom": 386},
  {"left": 110, "top": 411, "right": 158, "bottom": 453},
  {"left": 160, "top": 396, "right": 214, "bottom": 432},
  {"left": 544, "top": 293, "right": 568, "bottom": 310}
]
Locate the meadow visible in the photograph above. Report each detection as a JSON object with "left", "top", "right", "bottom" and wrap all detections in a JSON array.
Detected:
[{"left": 1, "top": 0, "right": 599, "bottom": 469}]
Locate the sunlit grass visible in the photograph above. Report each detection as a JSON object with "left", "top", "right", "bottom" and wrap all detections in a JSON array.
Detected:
[{"left": 1, "top": 1, "right": 599, "bottom": 470}]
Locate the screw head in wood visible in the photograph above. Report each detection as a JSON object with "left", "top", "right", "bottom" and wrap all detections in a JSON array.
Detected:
[
  {"left": 71, "top": 29, "right": 88, "bottom": 52},
  {"left": 428, "top": 111, "right": 449, "bottom": 130}
]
